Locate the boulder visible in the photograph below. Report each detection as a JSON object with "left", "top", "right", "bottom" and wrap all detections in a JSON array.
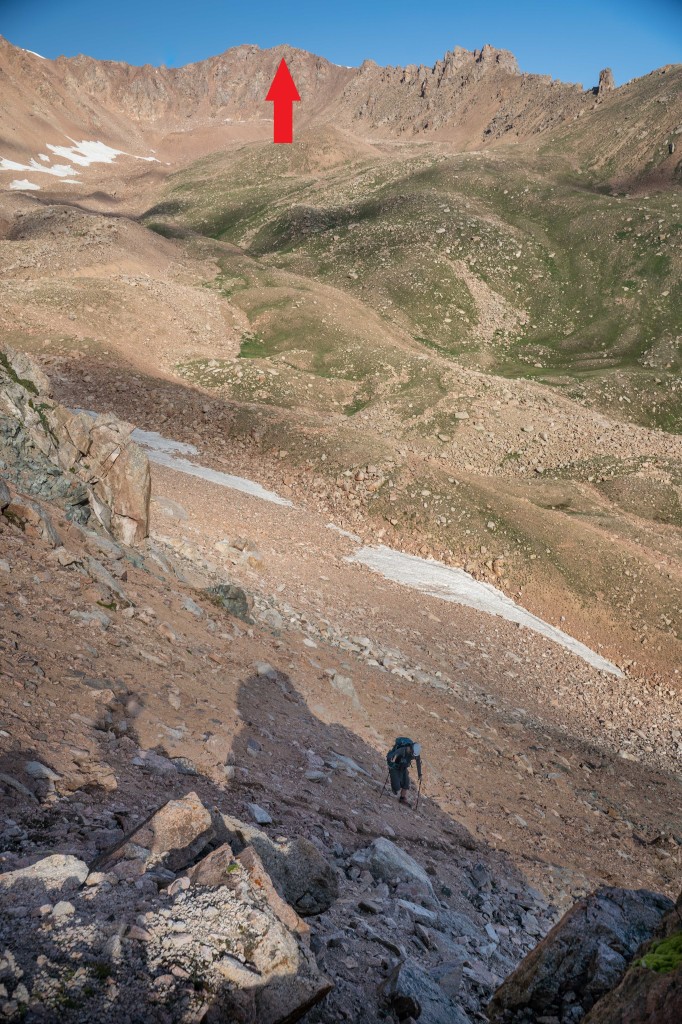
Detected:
[
  {"left": 0, "top": 854, "right": 88, "bottom": 902},
  {"left": 219, "top": 813, "right": 338, "bottom": 915},
  {"left": 488, "top": 887, "right": 674, "bottom": 1023},
  {"left": 2, "top": 848, "right": 331, "bottom": 1024},
  {"left": 205, "top": 582, "right": 253, "bottom": 622},
  {"left": 353, "top": 837, "right": 434, "bottom": 899},
  {"left": 237, "top": 845, "right": 310, "bottom": 937},
  {"left": 94, "top": 791, "right": 214, "bottom": 875},
  {"left": 186, "top": 842, "right": 238, "bottom": 887},
  {"left": 0, "top": 475, "right": 9, "bottom": 509},
  {"left": 383, "top": 959, "right": 470, "bottom": 1024}
]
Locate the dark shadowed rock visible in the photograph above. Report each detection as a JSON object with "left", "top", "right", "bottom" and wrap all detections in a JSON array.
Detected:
[
  {"left": 488, "top": 887, "right": 673, "bottom": 1023},
  {"left": 205, "top": 582, "right": 253, "bottom": 622},
  {"left": 383, "top": 959, "right": 470, "bottom": 1024},
  {"left": 582, "top": 892, "right": 682, "bottom": 1024},
  {"left": 219, "top": 813, "right": 338, "bottom": 915}
]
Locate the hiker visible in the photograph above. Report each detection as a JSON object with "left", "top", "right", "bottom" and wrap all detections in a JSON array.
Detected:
[{"left": 386, "top": 737, "right": 422, "bottom": 806}]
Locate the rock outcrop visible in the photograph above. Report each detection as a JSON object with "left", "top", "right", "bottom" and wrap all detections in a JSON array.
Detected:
[
  {"left": 0, "top": 798, "right": 333, "bottom": 1022},
  {"left": 488, "top": 886, "right": 674, "bottom": 1023},
  {"left": 597, "top": 67, "right": 615, "bottom": 96},
  {"left": 582, "top": 892, "right": 682, "bottom": 1024},
  {"left": 0, "top": 347, "right": 150, "bottom": 544},
  {"left": 219, "top": 812, "right": 339, "bottom": 915}
]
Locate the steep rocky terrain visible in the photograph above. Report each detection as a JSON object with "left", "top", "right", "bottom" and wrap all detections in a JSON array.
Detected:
[{"left": 0, "top": 32, "right": 680, "bottom": 1024}]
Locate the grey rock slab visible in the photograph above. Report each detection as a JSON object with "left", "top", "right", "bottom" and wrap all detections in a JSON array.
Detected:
[
  {"left": 383, "top": 959, "right": 470, "bottom": 1024},
  {"left": 25, "top": 761, "right": 60, "bottom": 782},
  {"left": 182, "top": 596, "right": 203, "bottom": 618},
  {"left": 354, "top": 838, "right": 434, "bottom": 899},
  {"left": 247, "top": 803, "right": 273, "bottom": 826},
  {"left": 397, "top": 898, "right": 439, "bottom": 925}
]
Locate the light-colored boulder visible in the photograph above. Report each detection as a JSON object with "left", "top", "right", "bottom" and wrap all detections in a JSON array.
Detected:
[
  {"left": 94, "top": 791, "right": 214, "bottom": 874},
  {"left": 0, "top": 855, "right": 88, "bottom": 901}
]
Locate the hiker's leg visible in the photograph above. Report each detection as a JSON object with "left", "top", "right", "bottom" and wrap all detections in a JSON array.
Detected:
[
  {"left": 389, "top": 767, "right": 401, "bottom": 795},
  {"left": 399, "top": 768, "right": 410, "bottom": 803}
]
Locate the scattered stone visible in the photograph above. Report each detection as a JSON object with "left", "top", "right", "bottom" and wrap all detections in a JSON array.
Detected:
[
  {"left": 383, "top": 959, "right": 470, "bottom": 1024},
  {"left": 247, "top": 803, "right": 273, "bottom": 826},
  {"left": 353, "top": 838, "right": 435, "bottom": 899}
]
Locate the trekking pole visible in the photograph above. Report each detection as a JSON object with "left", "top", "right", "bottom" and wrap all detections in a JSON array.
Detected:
[
  {"left": 380, "top": 770, "right": 390, "bottom": 798},
  {"left": 415, "top": 777, "right": 423, "bottom": 812}
]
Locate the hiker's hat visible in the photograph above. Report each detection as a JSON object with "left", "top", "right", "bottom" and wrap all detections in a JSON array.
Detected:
[{"left": 413, "top": 742, "right": 421, "bottom": 756}]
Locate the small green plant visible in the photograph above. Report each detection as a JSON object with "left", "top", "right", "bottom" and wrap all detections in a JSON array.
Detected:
[
  {"left": 91, "top": 961, "right": 112, "bottom": 981},
  {"left": 636, "top": 932, "right": 682, "bottom": 974}
]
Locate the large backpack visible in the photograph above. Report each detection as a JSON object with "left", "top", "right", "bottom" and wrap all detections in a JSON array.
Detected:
[{"left": 393, "top": 737, "right": 414, "bottom": 759}]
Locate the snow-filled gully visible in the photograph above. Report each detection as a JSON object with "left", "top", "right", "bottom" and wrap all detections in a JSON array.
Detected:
[{"left": 133, "top": 425, "right": 623, "bottom": 677}]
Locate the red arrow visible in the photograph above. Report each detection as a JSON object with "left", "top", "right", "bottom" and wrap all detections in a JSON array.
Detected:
[{"left": 266, "top": 58, "right": 301, "bottom": 144}]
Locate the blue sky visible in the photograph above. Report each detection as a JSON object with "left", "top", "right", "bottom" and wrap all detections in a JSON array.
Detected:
[{"left": 2, "top": 0, "right": 680, "bottom": 88}]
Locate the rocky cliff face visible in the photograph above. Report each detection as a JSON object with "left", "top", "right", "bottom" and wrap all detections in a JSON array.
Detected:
[{"left": 0, "top": 347, "right": 150, "bottom": 544}]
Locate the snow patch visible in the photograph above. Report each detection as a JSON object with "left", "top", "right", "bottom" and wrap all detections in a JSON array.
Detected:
[
  {"left": 76, "top": 415, "right": 622, "bottom": 674},
  {"left": 130, "top": 428, "right": 292, "bottom": 506},
  {"left": 22, "top": 49, "right": 47, "bottom": 59},
  {"left": 347, "top": 545, "right": 624, "bottom": 677},
  {"left": 130, "top": 428, "right": 198, "bottom": 457},
  {"left": 326, "top": 523, "right": 362, "bottom": 543},
  {"left": 2, "top": 138, "right": 159, "bottom": 190},
  {"left": 0, "top": 157, "right": 76, "bottom": 178},
  {"left": 46, "top": 140, "right": 125, "bottom": 167},
  {"left": 9, "top": 179, "right": 40, "bottom": 191}
]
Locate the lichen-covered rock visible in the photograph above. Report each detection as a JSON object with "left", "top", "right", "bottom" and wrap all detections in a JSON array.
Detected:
[
  {"left": 488, "top": 887, "right": 674, "bottom": 1023},
  {"left": 205, "top": 582, "right": 253, "bottom": 622}
]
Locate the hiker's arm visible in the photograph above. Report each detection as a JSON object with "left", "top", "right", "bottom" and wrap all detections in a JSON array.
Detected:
[{"left": 386, "top": 747, "right": 396, "bottom": 766}]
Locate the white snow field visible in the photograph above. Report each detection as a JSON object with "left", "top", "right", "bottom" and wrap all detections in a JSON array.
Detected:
[{"left": 347, "top": 545, "right": 623, "bottom": 677}]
